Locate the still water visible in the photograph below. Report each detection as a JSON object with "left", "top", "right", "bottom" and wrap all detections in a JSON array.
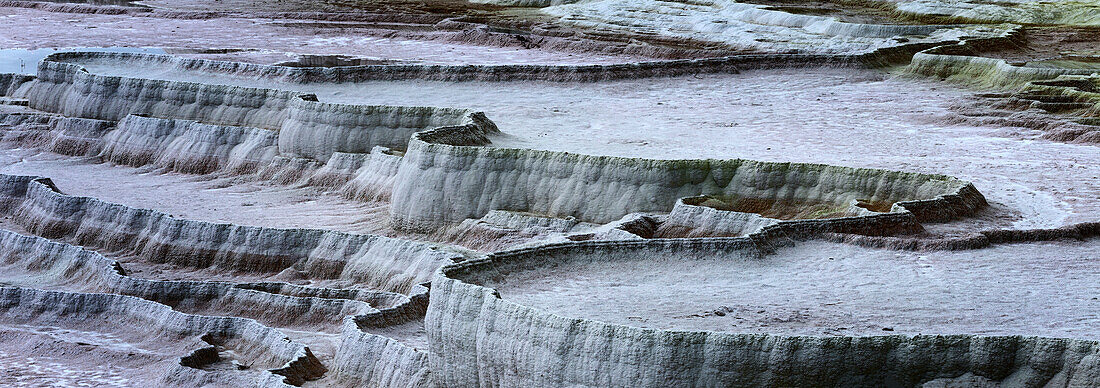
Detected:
[{"left": 0, "top": 47, "right": 165, "bottom": 74}]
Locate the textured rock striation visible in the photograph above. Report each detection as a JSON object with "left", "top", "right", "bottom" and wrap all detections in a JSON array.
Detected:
[
  {"left": 893, "top": 0, "right": 1100, "bottom": 26},
  {"left": 906, "top": 26, "right": 1099, "bottom": 89},
  {"left": 2, "top": 51, "right": 988, "bottom": 241},
  {"left": 0, "top": 174, "right": 442, "bottom": 385},
  {"left": 3, "top": 43, "right": 1094, "bottom": 387},
  {"left": 35, "top": 51, "right": 868, "bottom": 83},
  {"left": 0, "top": 286, "right": 326, "bottom": 386},
  {"left": 0, "top": 174, "right": 462, "bottom": 294},
  {"left": 391, "top": 129, "right": 985, "bottom": 232},
  {"left": 538, "top": 0, "right": 1013, "bottom": 55},
  {"left": 428, "top": 239, "right": 1100, "bottom": 387},
  {"left": 101, "top": 114, "right": 279, "bottom": 174},
  {"left": 15, "top": 54, "right": 486, "bottom": 163},
  {"left": 902, "top": 25, "right": 1100, "bottom": 144},
  {"left": 0, "top": 226, "right": 382, "bottom": 332}
]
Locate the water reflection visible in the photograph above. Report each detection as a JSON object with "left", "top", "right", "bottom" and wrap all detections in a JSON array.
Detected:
[{"left": 0, "top": 47, "right": 166, "bottom": 75}]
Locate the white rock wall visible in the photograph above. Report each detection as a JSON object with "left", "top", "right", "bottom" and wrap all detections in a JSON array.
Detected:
[
  {"left": 391, "top": 137, "right": 981, "bottom": 231},
  {"left": 428, "top": 240, "right": 1100, "bottom": 387},
  {"left": 0, "top": 174, "right": 462, "bottom": 294},
  {"left": 0, "top": 286, "right": 326, "bottom": 386}
]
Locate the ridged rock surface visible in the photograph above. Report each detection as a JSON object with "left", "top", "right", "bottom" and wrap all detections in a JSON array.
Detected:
[
  {"left": 1, "top": 42, "right": 1090, "bottom": 388},
  {"left": 392, "top": 136, "right": 984, "bottom": 231},
  {"left": 0, "top": 286, "right": 326, "bottom": 386},
  {"left": 429, "top": 240, "right": 1100, "bottom": 387},
  {"left": 102, "top": 114, "right": 279, "bottom": 174},
  {"left": 906, "top": 30, "right": 1098, "bottom": 88},
  {"left": 0, "top": 174, "right": 462, "bottom": 294},
  {"left": 16, "top": 53, "right": 487, "bottom": 163},
  {"left": 539, "top": 0, "right": 1011, "bottom": 54},
  {"left": 894, "top": 0, "right": 1100, "bottom": 26}
]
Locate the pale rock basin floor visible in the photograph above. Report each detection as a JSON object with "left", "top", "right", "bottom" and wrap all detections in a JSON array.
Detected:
[
  {"left": 0, "top": 149, "right": 390, "bottom": 234},
  {"left": 491, "top": 239, "right": 1100, "bottom": 339},
  {"left": 0, "top": 7, "right": 645, "bottom": 66}
]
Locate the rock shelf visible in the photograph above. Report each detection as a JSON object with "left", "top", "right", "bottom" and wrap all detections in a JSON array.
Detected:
[{"left": 0, "top": 2, "right": 1097, "bottom": 385}]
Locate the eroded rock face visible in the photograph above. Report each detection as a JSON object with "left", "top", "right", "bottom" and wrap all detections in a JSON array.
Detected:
[
  {"left": 0, "top": 50, "right": 1019, "bottom": 387},
  {"left": 537, "top": 0, "right": 1013, "bottom": 54},
  {"left": 102, "top": 115, "right": 279, "bottom": 174},
  {"left": 0, "top": 174, "right": 461, "bottom": 294},
  {"left": 429, "top": 241, "right": 1100, "bottom": 387},
  {"left": 390, "top": 134, "right": 983, "bottom": 231},
  {"left": 905, "top": 29, "right": 1097, "bottom": 89},
  {"left": 893, "top": 0, "right": 1100, "bottom": 26},
  {"left": 0, "top": 8, "right": 1095, "bottom": 384},
  {"left": 0, "top": 286, "right": 327, "bottom": 386}
]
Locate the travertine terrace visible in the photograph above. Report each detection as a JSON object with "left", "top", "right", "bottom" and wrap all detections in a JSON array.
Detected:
[{"left": 0, "top": 0, "right": 1097, "bottom": 386}]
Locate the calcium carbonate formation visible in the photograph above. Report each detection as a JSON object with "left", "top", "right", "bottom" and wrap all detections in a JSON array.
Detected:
[{"left": 0, "top": 9, "right": 1096, "bottom": 386}]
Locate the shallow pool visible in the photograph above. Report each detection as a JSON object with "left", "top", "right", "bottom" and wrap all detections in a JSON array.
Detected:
[{"left": 0, "top": 47, "right": 164, "bottom": 74}]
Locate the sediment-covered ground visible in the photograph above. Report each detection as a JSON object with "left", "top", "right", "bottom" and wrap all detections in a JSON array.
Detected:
[
  {"left": 492, "top": 240, "right": 1100, "bottom": 337},
  {"left": 0, "top": 0, "right": 1097, "bottom": 386}
]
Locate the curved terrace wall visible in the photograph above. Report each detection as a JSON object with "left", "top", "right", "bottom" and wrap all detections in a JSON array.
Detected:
[
  {"left": 391, "top": 136, "right": 985, "bottom": 231},
  {"left": 0, "top": 227, "right": 379, "bottom": 331},
  {"left": 0, "top": 174, "right": 462, "bottom": 294},
  {"left": 0, "top": 112, "right": 413, "bottom": 198},
  {"left": 0, "top": 31, "right": 1074, "bottom": 388},
  {"left": 7, "top": 52, "right": 989, "bottom": 240},
  {"left": 41, "top": 51, "right": 869, "bottom": 83},
  {"left": 906, "top": 27, "right": 1099, "bottom": 88},
  {"left": 0, "top": 173, "right": 444, "bottom": 385},
  {"left": 909, "top": 50, "right": 1099, "bottom": 89},
  {"left": 0, "top": 286, "right": 326, "bottom": 386},
  {"left": 18, "top": 53, "right": 486, "bottom": 162},
  {"left": 102, "top": 114, "right": 279, "bottom": 174},
  {"left": 428, "top": 239, "right": 1100, "bottom": 387}
]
